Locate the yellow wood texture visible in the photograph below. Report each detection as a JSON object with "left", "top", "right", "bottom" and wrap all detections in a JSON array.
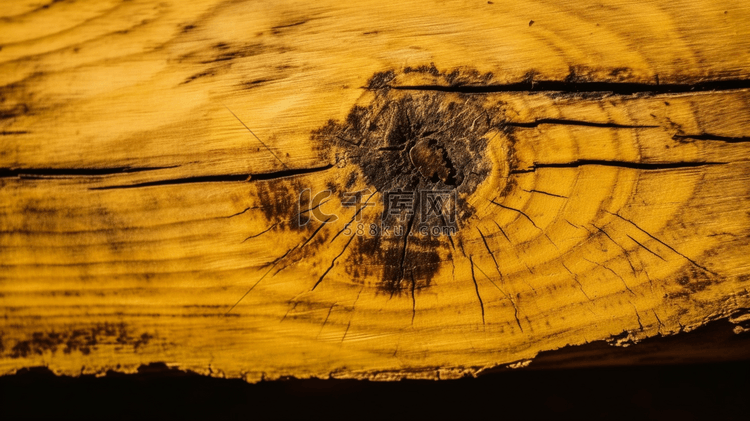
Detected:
[{"left": 1, "top": 0, "right": 749, "bottom": 380}]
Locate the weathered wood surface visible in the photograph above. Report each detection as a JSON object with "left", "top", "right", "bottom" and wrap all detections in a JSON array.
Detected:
[{"left": 1, "top": 0, "right": 749, "bottom": 380}]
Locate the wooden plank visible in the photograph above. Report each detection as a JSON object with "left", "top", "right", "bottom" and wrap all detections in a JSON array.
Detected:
[{"left": 1, "top": 0, "right": 749, "bottom": 380}]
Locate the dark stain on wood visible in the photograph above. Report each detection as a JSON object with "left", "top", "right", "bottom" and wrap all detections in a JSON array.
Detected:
[
  {"left": 0, "top": 103, "right": 29, "bottom": 121},
  {"left": 312, "top": 73, "right": 498, "bottom": 208},
  {"left": 306, "top": 69, "right": 505, "bottom": 292},
  {"left": 409, "top": 138, "right": 457, "bottom": 185},
  {"left": 4, "top": 323, "right": 155, "bottom": 359}
]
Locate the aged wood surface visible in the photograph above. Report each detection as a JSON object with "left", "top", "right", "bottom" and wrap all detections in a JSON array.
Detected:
[{"left": 1, "top": 0, "right": 750, "bottom": 380}]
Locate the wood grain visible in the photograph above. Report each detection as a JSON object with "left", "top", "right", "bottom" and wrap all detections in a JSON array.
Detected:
[{"left": 1, "top": 0, "right": 749, "bottom": 380}]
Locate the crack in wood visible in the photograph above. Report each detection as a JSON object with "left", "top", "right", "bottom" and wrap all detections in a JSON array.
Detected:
[
  {"left": 673, "top": 133, "right": 750, "bottom": 143},
  {"left": 510, "top": 160, "right": 726, "bottom": 174},
  {"left": 506, "top": 119, "right": 657, "bottom": 129},
  {"left": 468, "top": 256, "right": 487, "bottom": 326},
  {"left": 91, "top": 165, "right": 333, "bottom": 190},
  {"left": 609, "top": 211, "right": 718, "bottom": 276},
  {"left": 0, "top": 166, "right": 177, "bottom": 178},
  {"left": 390, "top": 78, "right": 750, "bottom": 96}
]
